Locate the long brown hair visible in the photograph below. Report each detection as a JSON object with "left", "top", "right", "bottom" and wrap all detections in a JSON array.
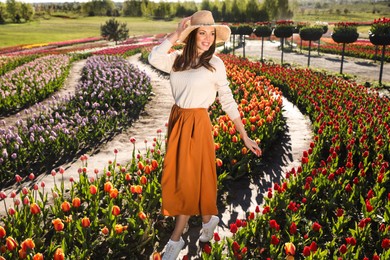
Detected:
[{"left": 172, "top": 28, "right": 216, "bottom": 72}]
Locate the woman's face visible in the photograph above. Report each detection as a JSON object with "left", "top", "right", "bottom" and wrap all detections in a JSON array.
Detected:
[{"left": 196, "top": 26, "right": 215, "bottom": 55}]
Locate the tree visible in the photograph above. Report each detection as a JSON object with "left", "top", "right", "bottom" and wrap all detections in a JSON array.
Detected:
[
  {"left": 231, "top": 0, "right": 240, "bottom": 22},
  {"left": 20, "top": 3, "right": 34, "bottom": 22},
  {"left": 122, "top": 0, "right": 142, "bottom": 17},
  {"left": 101, "top": 18, "right": 129, "bottom": 44},
  {"left": 0, "top": 3, "right": 6, "bottom": 24},
  {"left": 6, "top": 0, "right": 21, "bottom": 23},
  {"left": 201, "top": 0, "right": 211, "bottom": 11},
  {"left": 82, "top": 0, "right": 115, "bottom": 16},
  {"left": 278, "top": 0, "right": 293, "bottom": 20}
]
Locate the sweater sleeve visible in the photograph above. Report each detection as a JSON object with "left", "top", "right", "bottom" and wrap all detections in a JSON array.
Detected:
[
  {"left": 214, "top": 56, "right": 240, "bottom": 121},
  {"left": 148, "top": 39, "right": 178, "bottom": 74}
]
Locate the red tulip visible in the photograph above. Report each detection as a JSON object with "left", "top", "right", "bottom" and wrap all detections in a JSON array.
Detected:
[
  {"left": 270, "top": 235, "right": 279, "bottom": 245},
  {"left": 203, "top": 244, "right": 212, "bottom": 254},
  {"left": 339, "top": 244, "right": 347, "bottom": 254},
  {"left": 312, "top": 222, "right": 322, "bottom": 232}
]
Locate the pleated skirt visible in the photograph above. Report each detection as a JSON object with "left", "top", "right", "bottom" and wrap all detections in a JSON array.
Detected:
[{"left": 161, "top": 104, "right": 218, "bottom": 216}]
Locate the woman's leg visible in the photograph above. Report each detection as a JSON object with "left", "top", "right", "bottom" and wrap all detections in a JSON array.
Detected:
[
  {"left": 170, "top": 215, "right": 190, "bottom": 241},
  {"left": 202, "top": 215, "right": 211, "bottom": 224},
  {"left": 199, "top": 214, "right": 219, "bottom": 242}
]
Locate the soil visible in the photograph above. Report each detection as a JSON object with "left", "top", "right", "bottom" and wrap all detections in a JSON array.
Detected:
[{"left": 1, "top": 39, "right": 388, "bottom": 259}]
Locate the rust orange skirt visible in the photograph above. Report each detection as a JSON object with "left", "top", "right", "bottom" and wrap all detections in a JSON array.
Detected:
[{"left": 161, "top": 104, "right": 217, "bottom": 216}]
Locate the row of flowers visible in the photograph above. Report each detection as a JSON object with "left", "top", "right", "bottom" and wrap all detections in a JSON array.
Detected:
[
  {"left": 0, "top": 37, "right": 102, "bottom": 56},
  {"left": 0, "top": 52, "right": 283, "bottom": 258},
  {"left": 204, "top": 54, "right": 389, "bottom": 258},
  {"left": 0, "top": 55, "right": 71, "bottom": 117},
  {"left": 0, "top": 55, "right": 152, "bottom": 183}
]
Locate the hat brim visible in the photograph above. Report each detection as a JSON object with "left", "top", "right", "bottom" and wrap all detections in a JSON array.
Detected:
[{"left": 177, "top": 24, "right": 231, "bottom": 44}]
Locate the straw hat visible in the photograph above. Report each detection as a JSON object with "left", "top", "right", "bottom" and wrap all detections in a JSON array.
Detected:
[{"left": 177, "top": 10, "right": 231, "bottom": 44}]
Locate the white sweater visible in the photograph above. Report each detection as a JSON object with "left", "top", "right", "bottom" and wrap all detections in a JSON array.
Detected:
[{"left": 148, "top": 39, "right": 240, "bottom": 121}]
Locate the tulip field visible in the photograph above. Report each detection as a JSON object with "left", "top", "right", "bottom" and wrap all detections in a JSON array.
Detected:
[
  {"left": 0, "top": 33, "right": 389, "bottom": 260},
  {"left": 204, "top": 55, "right": 390, "bottom": 259}
]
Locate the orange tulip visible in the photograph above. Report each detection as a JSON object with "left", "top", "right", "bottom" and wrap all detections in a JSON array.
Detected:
[
  {"left": 138, "top": 161, "right": 145, "bottom": 171},
  {"left": 242, "top": 147, "right": 248, "bottom": 155},
  {"left": 61, "top": 201, "right": 71, "bottom": 212},
  {"left": 0, "top": 226, "right": 6, "bottom": 238},
  {"left": 21, "top": 238, "right": 35, "bottom": 251},
  {"left": 151, "top": 159, "right": 158, "bottom": 170},
  {"left": 140, "top": 176, "right": 147, "bottom": 185},
  {"left": 125, "top": 173, "right": 132, "bottom": 181},
  {"left": 135, "top": 185, "right": 143, "bottom": 194},
  {"left": 285, "top": 242, "right": 296, "bottom": 256},
  {"left": 33, "top": 253, "right": 44, "bottom": 260},
  {"left": 30, "top": 203, "right": 41, "bottom": 214},
  {"left": 144, "top": 165, "right": 152, "bottom": 174},
  {"left": 52, "top": 218, "right": 64, "bottom": 232},
  {"left": 109, "top": 188, "right": 119, "bottom": 199},
  {"left": 89, "top": 185, "right": 97, "bottom": 195},
  {"left": 19, "top": 248, "right": 27, "bottom": 259},
  {"left": 152, "top": 252, "right": 162, "bottom": 260},
  {"left": 115, "top": 224, "right": 124, "bottom": 234},
  {"left": 104, "top": 182, "right": 113, "bottom": 193},
  {"left": 72, "top": 197, "right": 81, "bottom": 208},
  {"left": 53, "top": 248, "right": 65, "bottom": 260},
  {"left": 112, "top": 205, "right": 121, "bottom": 216},
  {"left": 101, "top": 226, "right": 109, "bottom": 235},
  {"left": 81, "top": 217, "right": 90, "bottom": 228},
  {"left": 6, "top": 236, "right": 18, "bottom": 251},
  {"left": 138, "top": 211, "right": 147, "bottom": 221}
]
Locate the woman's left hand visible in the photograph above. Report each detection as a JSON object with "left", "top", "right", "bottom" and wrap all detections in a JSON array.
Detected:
[{"left": 243, "top": 136, "right": 262, "bottom": 157}]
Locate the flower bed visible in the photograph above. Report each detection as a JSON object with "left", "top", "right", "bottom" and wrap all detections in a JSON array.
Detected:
[
  {"left": 0, "top": 55, "right": 71, "bottom": 117},
  {"left": 206, "top": 55, "right": 390, "bottom": 259},
  {"left": 0, "top": 55, "right": 152, "bottom": 183}
]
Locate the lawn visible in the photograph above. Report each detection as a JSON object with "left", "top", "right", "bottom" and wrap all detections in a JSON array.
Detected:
[{"left": 0, "top": 16, "right": 178, "bottom": 48}]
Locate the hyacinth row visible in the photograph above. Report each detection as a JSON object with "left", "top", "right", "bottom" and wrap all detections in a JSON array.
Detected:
[
  {"left": 0, "top": 55, "right": 40, "bottom": 77},
  {"left": 0, "top": 55, "right": 152, "bottom": 182},
  {"left": 0, "top": 53, "right": 282, "bottom": 259},
  {"left": 204, "top": 55, "right": 390, "bottom": 259},
  {"left": 0, "top": 55, "right": 71, "bottom": 117}
]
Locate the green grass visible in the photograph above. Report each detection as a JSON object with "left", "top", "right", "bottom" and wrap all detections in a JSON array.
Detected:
[
  {"left": 0, "top": 16, "right": 178, "bottom": 48},
  {"left": 293, "top": 2, "right": 390, "bottom": 23}
]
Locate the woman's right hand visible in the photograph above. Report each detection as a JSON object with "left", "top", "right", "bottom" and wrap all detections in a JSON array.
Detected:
[
  {"left": 176, "top": 16, "right": 192, "bottom": 36},
  {"left": 168, "top": 16, "right": 192, "bottom": 44}
]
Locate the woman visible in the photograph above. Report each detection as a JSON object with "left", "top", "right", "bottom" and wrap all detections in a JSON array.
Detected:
[{"left": 148, "top": 10, "right": 261, "bottom": 259}]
